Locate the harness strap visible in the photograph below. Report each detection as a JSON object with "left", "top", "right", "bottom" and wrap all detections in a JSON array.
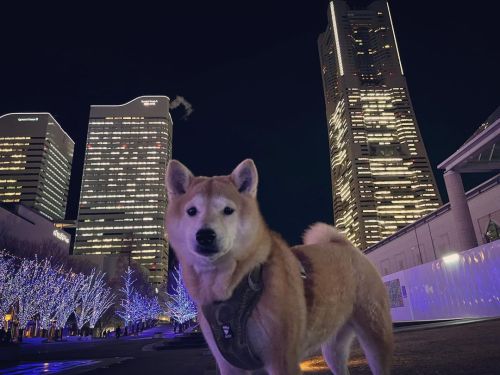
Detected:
[{"left": 202, "top": 264, "right": 264, "bottom": 370}]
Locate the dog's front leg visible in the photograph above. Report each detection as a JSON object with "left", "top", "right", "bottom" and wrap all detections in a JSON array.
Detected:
[
  {"left": 209, "top": 341, "right": 251, "bottom": 375},
  {"left": 214, "top": 356, "right": 250, "bottom": 375},
  {"left": 206, "top": 335, "right": 250, "bottom": 375},
  {"left": 265, "top": 356, "right": 301, "bottom": 375}
]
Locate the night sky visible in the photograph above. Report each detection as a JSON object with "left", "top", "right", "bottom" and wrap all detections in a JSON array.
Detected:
[{"left": 1, "top": 1, "right": 499, "bottom": 245}]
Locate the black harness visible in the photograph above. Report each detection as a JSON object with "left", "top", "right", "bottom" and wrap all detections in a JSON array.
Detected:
[
  {"left": 202, "top": 260, "right": 308, "bottom": 370},
  {"left": 202, "top": 264, "right": 265, "bottom": 370}
]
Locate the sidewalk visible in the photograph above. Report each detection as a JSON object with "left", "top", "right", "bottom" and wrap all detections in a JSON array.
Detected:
[
  {"left": 121, "top": 323, "right": 175, "bottom": 340},
  {"left": 2, "top": 319, "right": 499, "bottom": 374},
  {"left": 12, "top": 324, "right": 175, "bottom": 346}
]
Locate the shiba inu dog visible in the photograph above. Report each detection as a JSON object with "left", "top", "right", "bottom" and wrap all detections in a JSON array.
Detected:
[{"left": 165, "top": 159, "right": 393, "bottom": 375}]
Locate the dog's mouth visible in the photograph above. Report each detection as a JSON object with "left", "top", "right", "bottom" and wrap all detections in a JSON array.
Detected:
[
  {"left": 196, "top": 244, "right": 219, "bottom": 257},
  {"left": 194, "top": 244, "right": 231, "bottom": 262}
]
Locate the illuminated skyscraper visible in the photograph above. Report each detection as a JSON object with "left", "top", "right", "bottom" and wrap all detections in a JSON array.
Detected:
[
  {"left": 0, "top": 113, "right": 74, "bottom": 220},
  {"left": 74, "top": 96, "right": 173, "bottom": 284},
  {"left": 318, "top": 0, "right": 441, "bottom": 250}
]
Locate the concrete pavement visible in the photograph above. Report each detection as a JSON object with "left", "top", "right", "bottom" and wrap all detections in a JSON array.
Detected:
[{"left": 0, "top": 319, "right": 499, "bottom": 374}]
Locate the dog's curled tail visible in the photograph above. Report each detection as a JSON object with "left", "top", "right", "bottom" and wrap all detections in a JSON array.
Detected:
[{"left": 302, "top": 222, "right": 348, "bottom": 245}]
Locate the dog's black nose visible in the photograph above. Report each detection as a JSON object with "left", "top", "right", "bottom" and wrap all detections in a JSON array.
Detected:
[{"left": 196, "top": 228, "right": 217, "bottom": 247}]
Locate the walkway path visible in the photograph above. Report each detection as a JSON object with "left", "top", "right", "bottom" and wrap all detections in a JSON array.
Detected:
[{"left": 1, "top": 319, "right": 499, "bottom": 374}]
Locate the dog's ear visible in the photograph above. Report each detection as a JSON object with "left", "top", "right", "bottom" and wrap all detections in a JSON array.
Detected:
[
  {"left": 166, "top": 160, "right": 193, "bottom": 199},
  {"left": 231, "top": 159, "right": 258, "bottom": 197}
]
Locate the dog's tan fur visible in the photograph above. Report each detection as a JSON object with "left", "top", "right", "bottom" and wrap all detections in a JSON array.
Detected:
[{"left": 165, "top": 159, "right": 393, "bottom": 375}]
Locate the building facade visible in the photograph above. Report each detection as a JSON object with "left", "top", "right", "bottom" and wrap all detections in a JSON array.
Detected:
[
  {"left": 365, "top": 174, "right": 499, "bottom": 276},
  {"left": 0, "top": 203, "right": 71, "bottom": 253},
  {"left": 318, "top": 0, "right": 441, "bottom": 249},
  {"left": 0, "top": 113, "right": 74, "bottom": 220},
  {"left": 437, "top": 106, "right": 500, "bottom": 252},
  {"left": 74, "top": 96, "right": 173, "bottom": 285},
  {"left": 365, "top": 106, "right": 500, "bottom": 275}
]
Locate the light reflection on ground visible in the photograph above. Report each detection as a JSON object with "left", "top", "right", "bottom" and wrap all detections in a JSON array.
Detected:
[
  {"left": 0, "top": 360, "right": 99, "bottom": 375},
  {"left": 300, "top": 356, "right": 330, "bottom": 372},
  {"left": 300, "top": 355, "right": 368, "bottom": 373}
]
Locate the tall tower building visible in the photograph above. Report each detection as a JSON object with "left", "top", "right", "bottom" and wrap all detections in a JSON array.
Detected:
[
  {"left": 74, "top": 96, "right": 173, "bottom": 284},
  {"left": 0, "top": 113, "right": 74, "bottom": 220},
  {"left": 318, "top": 0, "right": 441, "bottom": 250}
]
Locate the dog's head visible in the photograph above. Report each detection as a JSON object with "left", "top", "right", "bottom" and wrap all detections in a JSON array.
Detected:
[{"left": 165, "top": 159, "right": 263, "bottom": 265}]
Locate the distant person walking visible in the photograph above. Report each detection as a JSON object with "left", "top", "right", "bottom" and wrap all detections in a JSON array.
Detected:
[
  {"left": 115, "top": 326, "right": 122, "bottom": 339},
  {"left": 6, "top": 329, "right": 12, "bottom": 344}
]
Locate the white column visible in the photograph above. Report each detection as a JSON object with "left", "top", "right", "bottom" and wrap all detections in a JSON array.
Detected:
[{"left": 443, "top": 170, "right": 478, "bottom": 251}]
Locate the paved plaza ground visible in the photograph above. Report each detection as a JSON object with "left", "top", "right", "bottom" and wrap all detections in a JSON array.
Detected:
[{"left": 0, "top": 318, "right": 499, "bottom": 374}]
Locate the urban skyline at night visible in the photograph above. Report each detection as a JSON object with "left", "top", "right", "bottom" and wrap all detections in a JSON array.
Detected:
[
  {"left": 0, "top": 1, "right": 499, "bottom": 374},
  {"left": 0, "top": 1, "right": 498, "bottom": 246}
]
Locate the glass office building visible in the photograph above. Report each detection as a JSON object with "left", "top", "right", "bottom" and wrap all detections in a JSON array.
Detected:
[
  {"left": 0, "top": 113, "right": 74, "bottom": 220},
  {"left": 318, "top": 0, "right": 441, "bottom": 250},
  {"left": 74, "top": 96, "right": 173, "bottom": 284}
]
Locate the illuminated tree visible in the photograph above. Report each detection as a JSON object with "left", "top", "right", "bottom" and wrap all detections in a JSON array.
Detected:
[
  {"left": 37, "top": 260, "right": 64, "bottom": 331},
  {"left": 165, "top": 265, "right": 197, "bottom": 324},
  {"left": 53, "top": 272, "right": 85, "bottom": 330},
  {"left": 116, "top": 266, "right": 163, "bottom": 328},
  {"left": 89, "top": 285, "right": 114, "bottom": 329},
  {"left": 14, "top": 258, "right": 45, "bottom": 330},
  {"left": 132, "top": 292, "right": 147, "bottom": 321},
  {"left": 0, "top": 253, "right": 115, "bottom": 338},
  {"left": 74, "top": 269, "right": 110, "bottom": 331},
  {"left": 116, "top": 266, "right": 137, "bottom": 326},
  {"left": 147, "top": 296, "right": 163, "bottom": 321},
  {"left": 0, "top": 253, "right": 16, "bottom": 329}
]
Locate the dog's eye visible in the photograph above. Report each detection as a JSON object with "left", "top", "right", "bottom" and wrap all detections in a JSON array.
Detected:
[
  {"left": 187, "top": 207, "right": 197, "bottom": 216},
  {"left": 223, "top": 207, "right": 234, "bottom": 215}
]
